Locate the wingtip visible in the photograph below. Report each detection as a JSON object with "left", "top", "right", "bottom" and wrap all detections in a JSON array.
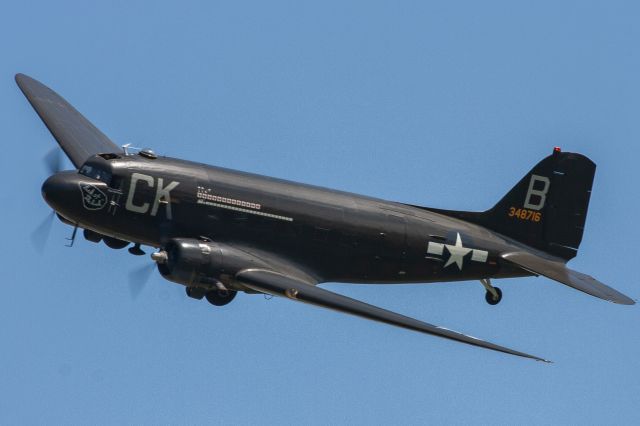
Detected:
[
  {"left": 15, "top": 73, "right": 35, "bottom": 92},
  {"left": 15, "top": 73, "right": 47, "bottom": 93},
  {"left": 526, "top": 353, "right": 552, "bottom": 363},
  {"left": 611, "top": 295, "right": 635, "bottom": 305}
]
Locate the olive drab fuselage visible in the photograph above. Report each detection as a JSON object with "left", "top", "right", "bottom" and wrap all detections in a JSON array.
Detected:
[{"left": 55, "top": 153, "right": 527, "bottom": 285}]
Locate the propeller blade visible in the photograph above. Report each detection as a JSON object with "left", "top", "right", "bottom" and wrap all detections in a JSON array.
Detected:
[
  {"left": 34, "top": 148, "right": 66, "bottom": 254},
  {"left": 44, "top": 148, "right": 63, "bottom": 174},
  {"left": 30, "top": 211, "right": 55, "bottom": 254},
  {"left": 128, "top": 263, "right": 155, "bottom": 300}
]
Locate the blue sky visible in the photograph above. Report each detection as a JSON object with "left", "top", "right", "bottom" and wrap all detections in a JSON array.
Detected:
[{"left": 1, "top": 1, "right": 639, "bottom": 424}]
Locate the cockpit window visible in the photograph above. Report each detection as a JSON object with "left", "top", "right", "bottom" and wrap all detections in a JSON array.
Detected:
[{"left": 79, "top": 164, "right": 112, "bottom": 184}]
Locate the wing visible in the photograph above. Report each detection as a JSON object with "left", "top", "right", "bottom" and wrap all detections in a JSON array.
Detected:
[
  {"left": 15, "top": 73, "right": 120, "bottom": 168},
  {"left": 502, "top": 251, "right": 635, "bottom": 305},
  {"left": 236, "top": 268, "right": 549, "bottom": 362}
]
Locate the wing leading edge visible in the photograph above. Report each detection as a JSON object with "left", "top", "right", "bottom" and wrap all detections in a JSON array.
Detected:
[
  {"left": 15, "top": 73, "right": 120, "bottom": 168},
  {"left": 236, "top": 268, "right": 549, "bottom": 362},
  {"left": 502, "top": 252, "right": 635, "bottom": 305}
]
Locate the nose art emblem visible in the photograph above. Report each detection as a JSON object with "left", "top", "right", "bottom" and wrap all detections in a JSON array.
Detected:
[{"left": 79, "top": 183, "right": 108, "bottom": 210}]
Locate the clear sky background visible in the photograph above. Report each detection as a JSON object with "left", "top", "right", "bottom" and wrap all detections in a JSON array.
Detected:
[{"left": 1, "top": 1, "right": 639, "bottom": 424}]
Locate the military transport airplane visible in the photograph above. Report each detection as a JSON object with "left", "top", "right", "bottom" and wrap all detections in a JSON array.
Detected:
[{"left": 16, "top": 73, "right": 634, "bottom": 363}]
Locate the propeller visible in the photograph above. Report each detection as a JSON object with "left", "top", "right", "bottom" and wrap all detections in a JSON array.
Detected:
[
  {"left": 31, "top": 148, "right": 66, "bottom": 253},
  {"left": 44, "top": 147, "right": 64, "bottom": 174},
  {"left": 30, "top": 211, "right": 55, "bottom": 254},
  {"left": 128, "top": 262, "right": 156, "bottom": 300}
]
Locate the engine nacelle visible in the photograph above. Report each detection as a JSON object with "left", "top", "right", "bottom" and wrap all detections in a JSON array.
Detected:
[{"left": 155, "top": 238, "right": 268, "bottom": 289}]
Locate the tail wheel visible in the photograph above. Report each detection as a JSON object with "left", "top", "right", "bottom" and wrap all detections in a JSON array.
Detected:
[
  {"left": 485, "top": 287, "right": 503, "bottom": 305},
  {"left": 205, "top": 289, "right": 237, "bottom": 306}
]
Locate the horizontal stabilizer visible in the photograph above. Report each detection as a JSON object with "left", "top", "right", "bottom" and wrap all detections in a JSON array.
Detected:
[
  {"left": 15, "top": 73, "right": 120, "bottom": 168},
  {"left": 236, "top": 268, "right": 549, "bottom": 362},
  {"left": 502, "top": 252, "right": 635, "bottom": 305}
]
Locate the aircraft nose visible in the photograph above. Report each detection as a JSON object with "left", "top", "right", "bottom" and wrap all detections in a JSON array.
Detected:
[
  {"left": 42, "top": 173, "right": 60, "bottom": 206},
  {"left": 41, "top": 171, "right": 78, "bottom": 211}
]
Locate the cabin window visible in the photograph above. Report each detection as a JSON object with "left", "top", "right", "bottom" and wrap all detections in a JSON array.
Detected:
[{"left": 79, "top": 164, "right": 112, "bottom": 185}]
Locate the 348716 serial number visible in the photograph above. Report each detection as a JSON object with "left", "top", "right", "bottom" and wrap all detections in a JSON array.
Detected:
[{"left": 508, "top": 207, "right": 542, "bottom": 222}]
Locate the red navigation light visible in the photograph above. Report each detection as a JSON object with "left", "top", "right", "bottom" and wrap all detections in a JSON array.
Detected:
[{"left": 553, "top": 146, "right": 561, "bottom": 153}]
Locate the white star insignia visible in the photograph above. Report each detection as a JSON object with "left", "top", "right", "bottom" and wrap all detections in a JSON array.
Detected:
[
  {"left": 427, "top": 232, "right": 489, "bottom": 271},
  {"left": 443, "top": 233, "right": 472, "bottom": 270}
]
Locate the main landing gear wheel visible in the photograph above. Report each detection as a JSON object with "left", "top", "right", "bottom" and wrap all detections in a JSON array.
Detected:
[
  {"left": 485, "top": 287, "right": 503, "bottom": 305},
  {"left": 186, "top": 287, "right": 206, "bottom": 300},
  {"left": 480, "top": 278, "right": 502, "bottom": 305},
  {"left": 205, "top": 289, "right": 237, "bottom": 306}
]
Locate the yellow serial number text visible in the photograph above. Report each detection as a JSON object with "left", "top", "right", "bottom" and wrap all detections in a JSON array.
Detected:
[{"left": 508, "top": 207, "right": 541, "bottom": 222}]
